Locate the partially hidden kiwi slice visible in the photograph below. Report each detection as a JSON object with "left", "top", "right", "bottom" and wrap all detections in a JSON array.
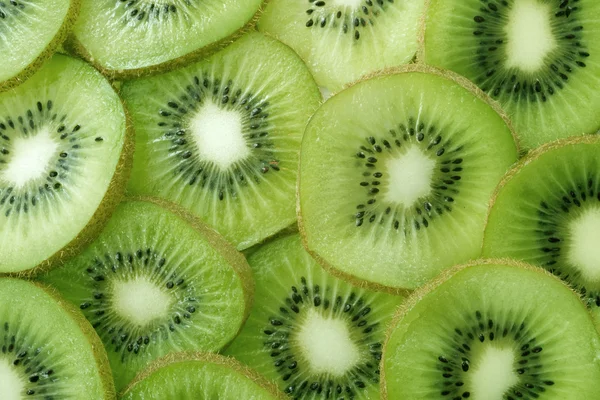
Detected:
[
  {"left": 122, "top": 32, "right": 321, "bottom": 250},
  {"left": 0, "top": 278, "right": 114, "bottom": 399},
  {"left": 225, "top": 234, "right": 403, "bottom": 399},
  {"left": 66, "top": 0, "right": 263, "bottom": 78},
  {"left": 258, "top": 0, "right": 427, "bottom": 92},
  {"left": 382, "top": 259, "right": 600, "bottom": 400},
  {"left": 39, "top": 198, "right": 253, "bottom": 391},
  {"left": 0, "top": 54, "right": 132, "bottom": 275},
  {"left": 0, "top": 0, "right": 79, "bottom": 91},
  {"left": 121, "top": 352, "right": 285, "bottom": 400},
  {"left": 422, "top": 0, "right": 600, "bottom": 150},
  {"left": 298, "top": 66, "right": 518, "bottom": 292}
]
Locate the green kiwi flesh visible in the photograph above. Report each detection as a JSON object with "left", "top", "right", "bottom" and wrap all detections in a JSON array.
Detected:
[
  {"left": 298, "top": 67, "right": 517, "bottom": 291},
  {"left": 225, "top": 234, "right": 403, "bottom": 399},
  {"left": 39, "top": 198, "right": 253, "bottom": 391},
  {"left": 382, "top": 260, "right": 600, "bottom": 400},
  {"left": 121, "top": 32, "right": 321, "bottom": 250}
]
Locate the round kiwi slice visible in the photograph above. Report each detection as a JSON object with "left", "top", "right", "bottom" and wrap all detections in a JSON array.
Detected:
[
  {"left": 298, "top": 65, "right": 518, "bottom": 292},
  {"left": 225, "top": 234, "right": 404, "bottom": 400},
  {"left": 0, "top": 54, "right": 132, "bottom": 275},
  {"left": 0, "top": 0, "right": 79, "bottom": 91},
  {"left": 382, "top": 259, "right": 600, "bottom": 399},
  {"left": 39, "top": 197, "right": 253, "bottom": 391},
  {"left": 121, "top": 352, "right": 285, "bottom": 399},
  {"left": 257, "top": 0, "right": 427, "bottom": 92},
  {"left": 121, "top": 32, "right": 321, "bottom": 250},
  {"left": 0, "top": 278, "right": 114, "bottom": 399},
  {"left": 66, "top": 0, "right": 263, "bottom": 78},
  {"left": 422, "top": 0, "right": 600, "bottom": 150}
]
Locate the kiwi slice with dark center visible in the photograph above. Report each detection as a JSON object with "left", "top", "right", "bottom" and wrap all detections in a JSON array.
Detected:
[{"left": 382, "top": 259, "right": 600, "bottom": 399}]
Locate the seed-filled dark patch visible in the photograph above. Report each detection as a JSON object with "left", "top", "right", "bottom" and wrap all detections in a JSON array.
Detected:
[{"left": 114, "top": 0, "right": 183, "bottom": 23}]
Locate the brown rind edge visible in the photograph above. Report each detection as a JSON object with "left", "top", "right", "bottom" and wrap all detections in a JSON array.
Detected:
[{"left": 414, "top": 0, "right": 431, "bottom": 64}]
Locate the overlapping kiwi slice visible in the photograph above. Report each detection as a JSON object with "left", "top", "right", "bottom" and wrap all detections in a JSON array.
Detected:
[
  {"left": 298, "top": 66, "right": 517, "bottom": 292},
  {"left": 0, "top": 278, "right": 114, "bottom": 399},
  {"left": 39, "top": 198, "right": 253, "bottom": 391},
  {"left": 122, "top": 32, "right": 321, "bottom": 250},
  {"left": 0, "top": 54, "right": 132, "bottom": 274},
  {"left": 422, "top": 0, "right": 600, "bottom": 150},
  {"left": 382, "top": 260, "right": 600, "bottom": 400},
  {"left": 225, "top": 234, "right": 403, "bottom": 400}
]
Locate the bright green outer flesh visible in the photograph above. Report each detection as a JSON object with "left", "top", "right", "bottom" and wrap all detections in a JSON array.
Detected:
[
  {"left": 423, "top": 0, "right": 600, "bottom": 150},
  {"left": 258, "top": 0, "right": 426, "bottom": 92},
  {"left": 0, "top": 54, "right": 127, "bottom": 273},
  {"left": 40, "top": 200, "right": 249, "bottom": 391},
  {"left": 71, "top": 0, "right": 262, "bottom": 72},
  {"left": 0, "top": 279, "right": 109, "bottom": 399},
  {"left": 299, "top": 71, "right": 517, "bottom": 290},
  {"left": 383, "top": 263, "right": 600, "bottom": 399},
  {"left": 122, "top": 32, "right": 321, "bottom": 250},
  {"left": 225, "top": 234, "right": 403, "bottom": 400}
]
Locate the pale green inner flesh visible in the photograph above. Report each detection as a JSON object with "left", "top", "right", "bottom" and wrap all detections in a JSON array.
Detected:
[{"left": 0, "top": 54, "right": 127, "bottom": 273}]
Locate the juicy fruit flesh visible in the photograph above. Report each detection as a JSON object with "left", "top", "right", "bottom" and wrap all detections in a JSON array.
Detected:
[
  {"left": 566, "top": 207, "right": 600, "bottom": 282},
  {"left": 467, "top": 345, "right": 518, "bottom": 400},
  {"left": 0, "top": 360, "right": 24, "bottom": 400},
  {"left": 112, "top": 278, "right": 173, "bottom": 328},
  {"left": 383, "top": 146, "right": 436, "bottom": 206}
]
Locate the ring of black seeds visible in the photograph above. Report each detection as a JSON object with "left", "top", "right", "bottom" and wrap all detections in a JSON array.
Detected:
[{"left": 115, "top": 0, "right": 188, "bottom": 23}]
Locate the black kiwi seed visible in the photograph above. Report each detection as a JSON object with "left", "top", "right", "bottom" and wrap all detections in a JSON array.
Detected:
[{"left": 115, "top": 0, "right": 179, "bottom": 22}]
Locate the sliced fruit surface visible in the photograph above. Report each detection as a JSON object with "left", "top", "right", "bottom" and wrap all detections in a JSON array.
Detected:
[
  {"left": 258, "top": 0, "right": 426, "bottom": 92},
  {"left": 122, "top": 32, "right": 321, "bottom": 250},
  {"left": 382, "top": 260, "right": 600, "bottom": 400},
  {"left": 40, "top": 198, "right": 253, "bottom": 391},
  {"left": 423, "top": 0, "right": 600, "bottom": 149},
  {"left": 225, "top": 234, "right": 403, "bottom": 400},
  {"left": 0, "top": 278, "right": 114, "bottom": 399},
  {"left": 298, "top": 68, "right": 517, "bottom": 291},
  {"left": 0, "top": 54, "right": 130, "bottom": 274}
]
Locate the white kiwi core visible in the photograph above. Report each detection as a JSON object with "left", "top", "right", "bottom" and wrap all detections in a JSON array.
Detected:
[
  {"left": 567, "top": 207, "right": 600, "bottom": 282},
  {"left": 384, "top": 146, "right": 436, "bottom": 207},
  {"left": 112, "top": 278, "right": 173, "bottom": 327},
  {"left": 468, "top": 345, "right": 519, "bottom": 399},
  {"left": 0, "top": 359, "right": 24, "bottom": 400},
  {"left": 331, "top": 0, "right": 363, "bottom": 8}
]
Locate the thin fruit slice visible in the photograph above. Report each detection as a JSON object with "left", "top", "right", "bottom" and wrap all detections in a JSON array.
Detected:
[
  {"left": 298, "top": 66, "right": 517, "bottom": 291},
  {"left": 39, "top": 198, "right": 253, "bottom": 391},
  {"left": 0, "top": 278, "right": 114, "bottom": 399},
  {"left": 382, "top": 260, "right": 600, "bottom": 400},
  {"left": 0, "top": 0, "right": 79, "bottom": 91},
  {"left": 67, "top": 0, "right": 263, "bottom": 77},
  {"left": 121, "top": 353, "right": 285, "bottom": 400},
  {"left": 225, "top": 234, "right": 403, "bottom": 400},
  {"left": 422, "top": 0, "right": 600, "bottom": 149},
  {"left": 122, "top": 32, "right": 321, "bottom": 250},
  {"left": 0, "top": 54, "right": 132, "bottom": 274},
  {"left": 258, "top": 0, "right": 426, "bottom": 92}
]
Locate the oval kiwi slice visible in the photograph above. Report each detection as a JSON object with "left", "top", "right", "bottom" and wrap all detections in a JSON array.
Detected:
[
  {"left": 298, "top": 66, "right": 518, "bottom": 292},
  {"left": 39, "top": 198, "right": 253, "bottom": 391},
  {"left": 382, "top": 259, "right": 600, "bottom": 400},
  {"left": 0, "top": 54, "right": 132, "bottom": 274},
  {"left": 121, "top": 32, "right": 321, "bottom": 250},
  {"left": 422, "top": 0, "right": 600, "bottom": 149},
  {"left": 225, "top": 234, "right": 403, "bottom": 400},
  {"left": 0, "top": 278, "right": 114, "bottom": 399}
]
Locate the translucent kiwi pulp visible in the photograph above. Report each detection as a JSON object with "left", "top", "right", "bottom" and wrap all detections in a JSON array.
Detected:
[
  {"left": 225, "top": 234, "right": 404, "bottom": 400},
  {"left": 122, "top": 32, "right": 321, "bottom": 250},
  {"left": 382, "top": 260, "right": 600, "bottom": 400},
  {"left": 298, "top": 67, "right": 517, "bottom": 291},
  {"left": 423, "top": 0, "right": 600, "bottom": 150},
  {"left": 0, "top": 54, "right": 131, "bottom": 274},
  {"left": 39, "top": 198, "right": 253, "bottom": 391}
]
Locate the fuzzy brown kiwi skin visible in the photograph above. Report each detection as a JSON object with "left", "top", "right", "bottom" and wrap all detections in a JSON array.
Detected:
[{"left": 0, "top": 0, "right": 81, "bottom": 92}]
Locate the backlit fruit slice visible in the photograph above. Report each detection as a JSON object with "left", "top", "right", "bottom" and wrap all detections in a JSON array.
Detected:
[
  {"left": 298, "top": 66, "right": 517, "bottom": 292},
  {"left": 122, "top": 32, "right": 321, "bottom": 250},
  {"left": 0, "top": 54, "right": 132, "bottom": 274},
  {"left": 382, "top": 260, "right": 600, "bottom": 400}
]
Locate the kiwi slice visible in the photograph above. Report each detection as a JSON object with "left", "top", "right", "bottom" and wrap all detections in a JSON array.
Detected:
[
  {"left": 298, "top": 66, "right": 517, "bottom": 292},
  {"left": 66, "top": 0, "right": 263, "bottom": 78},
  {"left": 39, "top": 197, "right": 253, "bottom": 391},
  {"left": 422, "top": 0, "right": 600, "bottom": 150},
  {"left": 0, "top": 54, "right": 132, "bottom": 275},
  {"left": 121, "top": 32, "right": 321, "bottom": 250},
  {"left": 0, "top": 278, "right": 114, "bottom": 399},
  {"left": 225, "top": 234, "right": 403, "bottom": 399},
  {"left": 382, "top": 259, "right": 600, "bottom": 399},
  {"left": 257, "top": 0, "right": 426, "bottom": 92}
]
